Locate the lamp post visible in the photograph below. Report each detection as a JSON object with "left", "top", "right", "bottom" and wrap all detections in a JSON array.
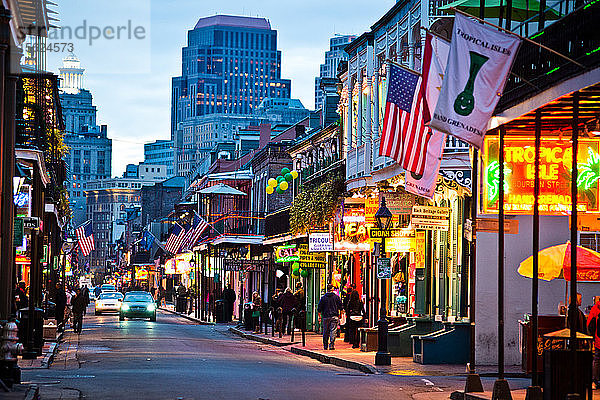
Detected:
[{"left": 374, "top": 196, "right": 392, "bottom": 366}]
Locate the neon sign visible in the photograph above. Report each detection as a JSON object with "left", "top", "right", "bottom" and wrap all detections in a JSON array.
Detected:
[{"left": 483, "top": 137, "right": 600, "bottom": 215}]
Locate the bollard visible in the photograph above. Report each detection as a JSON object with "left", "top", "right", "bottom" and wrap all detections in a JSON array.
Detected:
[
  {"left": 299, "top": 310, "right": 306, "bottom": 347},
  {"left": 277, "top": 307, "right": 283, "bottom": 338},
  {"left": 290, "top": 309, "right": 296, "bottom": 342},
  {"left": 270, "top": 307, "right": 275, "bottom": 337}
]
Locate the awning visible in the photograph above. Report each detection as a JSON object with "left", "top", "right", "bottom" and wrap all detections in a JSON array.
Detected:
[{"left": 199, "top": 183, "right": 247, "bottom": 196}]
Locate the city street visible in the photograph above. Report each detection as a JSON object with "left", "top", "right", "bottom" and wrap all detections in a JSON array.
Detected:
[{"left": 20, "top": 310, "right": 524, "bottom": 400}]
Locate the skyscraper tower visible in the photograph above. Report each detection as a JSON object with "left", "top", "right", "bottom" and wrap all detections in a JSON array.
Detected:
[
  {"left": 314, "top": 35, "right": 356, "bottom": 111},
  {"left": 171, "top": 15, "right": 292, "bottom": 139},
  {"left": 58, "top": 55, "right": 112, "bottom": 228},
  {"left": 59, "top": 54, "right": 85, "bottom": 95}
]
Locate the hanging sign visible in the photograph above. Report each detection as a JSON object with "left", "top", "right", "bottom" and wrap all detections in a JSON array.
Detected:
[
  {"left": 369, "top": 228, "right": 415, "bottom": 239},
  {"left": 364, "top": 197, "right": 379, "bottom": 224},
  {"left": 164, "top": 259, "right": 175, "bottom": 274},
  {"left": 385, "top": 237, "right": 416, "bottom": 253},
  {"left": 275, "top": 244, "right": 299, "bottom": 263},
  {"left": 13, "top": 218, "right": 23, "bottom": 247},
  {"left": 377, "top": 257, "right": 392, "bottom": 279},
  {"left": 299, "top": 244, "right": 327, "bottom": 268},
  {"left": 379, "top": 192, "right": 417, "bottom": 215},
  {"left": 411, "top": 206, "right": 450, "bottom": 231},
  {"left": 415, "top": 231, "right": 426, "bottom": 268},
  {"left": 483, "top": 137, "right": 600, "bottom": 215},
  {"left": 309, "top": 232, "right": 334, "bottom": 252},
  {"left": 224, "top": 259, "right": 270, "bottom": 272}
]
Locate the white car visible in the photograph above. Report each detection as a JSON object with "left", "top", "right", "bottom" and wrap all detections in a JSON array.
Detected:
[{"left": 95, "top": 292, "right": 124, "bottom": 315}]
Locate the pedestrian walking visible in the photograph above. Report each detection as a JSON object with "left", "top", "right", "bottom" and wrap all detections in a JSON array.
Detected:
[
  {"left": 280, "top": 288, "right": 297, "bottom": 335},
  {"left": 251, "top": 291, "right": 262, "bottom": 333},
  {"left": 317, "top": 284, "right": 343, "bottom": 350},
  {"left": 82, "top": 286, "right": 90, "bottom": 316},
  {"left": 222, "top": 285, "right": 236, "bottom": 322},
  {"left": 271, "top": 288, "right": 283, "bottom": 332},
  {"left": 71, "top": 288, "right": 87, "bottom": 334},
  {"left": 588, "top": 297, "right": 600, "bottom": 389},
  {"left": 346, "top": 290, "right": 365, "bottom": 349},
  {"left": 55, "top": 283, "right": 67, "bottom": 331}
]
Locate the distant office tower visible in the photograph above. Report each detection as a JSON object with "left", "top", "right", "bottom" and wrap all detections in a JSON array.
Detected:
[
  {"left": 314, "top": 35, "right": 356, "bottom": 111},
  {"left": 171, "top": 15, "right": 292, "bottom": 136},
  {"left": 59, "top": 54, "right": 112, "bottom": 228},
  {"left": 144, "top": 140, "right": 175, "bottom": 177}
]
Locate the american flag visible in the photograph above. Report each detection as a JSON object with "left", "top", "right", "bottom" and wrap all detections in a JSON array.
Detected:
[
  {"left": 182, "top": 213, "right": 209, "bottom": 251},
  {"left": 76, "top": 221, "right": 95, "bottom": 257},
  {"left": 379, "top": 63, "right": 431, "bottom": 176},
  {"left": 165, "top": 223, "right": 185, "bottom": 255}
]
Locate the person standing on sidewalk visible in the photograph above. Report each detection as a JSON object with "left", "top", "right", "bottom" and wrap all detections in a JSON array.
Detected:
[
  {"left": 280, "top": 288, "right": 297, "bottom": 335},
  {"left": 55, "top": 283, "right": 67, "bottom": 331},
  {"left": 317, "top": 284, "right": 343, "bottom": 350},
  {"left": 251, "top": 291, "right": 262, "bottom": 333},
  {"left": 222, "top": 285, "right": 236, "bottom": 322},
  {"left": 71, "top": 288, "right": 87, "bottom": 334},
  {"left": 347, "top": 290, "right": 365, "bottom": 349},
  {"left": 587, "top": 297, "right": 600, "bottom": 389}
]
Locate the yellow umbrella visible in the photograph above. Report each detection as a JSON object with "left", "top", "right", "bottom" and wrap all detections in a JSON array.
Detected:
[
  {"left": 518, "top": 242, "right": 600, "bottom": 281},
  {"left": 518, "top": 243, "right": 569, "bottom": 281}
]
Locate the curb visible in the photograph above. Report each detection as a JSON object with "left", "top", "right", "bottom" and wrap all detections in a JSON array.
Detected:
[
  {"left": 228, "top": 327, "right": 296, "bottom": 347},
  {"left": 159, "top": 308, "right": 215, "bottom": 325},
  {"left": 228, "top": 326, "right": 376, "bottom": 374},
  {"left": 40, "top": 342, "right": 58, "bottom": 368},
  {"left": 289, "top": 347, "right": 377, "bottom": 374},
  {"left": 24, "top": 385, "right": 40, "bottom": 400}
]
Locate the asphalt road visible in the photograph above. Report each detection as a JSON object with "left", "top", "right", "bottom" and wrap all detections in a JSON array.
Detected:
[{"left": 21, "top": 309, "right": 529, "bottom": 400}]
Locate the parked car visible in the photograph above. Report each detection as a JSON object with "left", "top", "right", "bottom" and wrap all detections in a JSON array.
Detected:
[
  {"left": 95, "top": 291, "right": 124, "bottom": 315},
  {"left": 119, "top": 291, "right": 156, "bottom": 321}
]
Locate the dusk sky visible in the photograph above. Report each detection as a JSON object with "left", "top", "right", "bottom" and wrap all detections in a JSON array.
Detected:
[{"left": 46, "top": 0, "right": 395, "bottom": 176}]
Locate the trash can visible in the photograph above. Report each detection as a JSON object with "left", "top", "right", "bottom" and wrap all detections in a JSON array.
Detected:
[
  {"left": 17, "top": 307, "right": 45, "bottom": 355},
  {"left": 176, "top": 296, "right": 187, "bottom": 313},
  {"left": 215, "top": 300, "right": 225, "bottom": 323},
  {"left": 542, "top": 328, "right": 593, "bottom": 400},
  {"left": 243, "top": 303, "right": 254, "bottom": 331}
]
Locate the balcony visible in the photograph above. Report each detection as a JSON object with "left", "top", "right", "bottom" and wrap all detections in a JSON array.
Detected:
[{"left": 204, "top": 211, "right": 265, "bottom": 245}]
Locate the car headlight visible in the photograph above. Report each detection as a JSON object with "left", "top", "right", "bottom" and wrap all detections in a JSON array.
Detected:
[
  {"left": 121, "top": 304, "right": 129, "bottom": 311},
  {"left": 147, "top": 304, "right": 156, "bottom": 311}
]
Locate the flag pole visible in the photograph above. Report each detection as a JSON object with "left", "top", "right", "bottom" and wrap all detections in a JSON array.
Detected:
[{"left": 450, "top": 8, "right": 585, "bottom": 69}]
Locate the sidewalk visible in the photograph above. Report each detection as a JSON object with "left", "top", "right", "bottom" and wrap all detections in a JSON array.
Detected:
[
  {"left": 158, "top": 306, "right": 216, "bottom": 325},
  {"left": 228, "top": 325, "right": 508, "bottom": 376}
]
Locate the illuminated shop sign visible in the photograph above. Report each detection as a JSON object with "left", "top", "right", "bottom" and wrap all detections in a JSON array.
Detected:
[
  {"left": 275, "top": 244, "right": 299, "bottom": 263},
  {"left": 483, "top": 137, "right": 600, "bottom": 215}
]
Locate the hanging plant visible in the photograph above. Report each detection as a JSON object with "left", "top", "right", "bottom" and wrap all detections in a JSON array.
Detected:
[{"left": 290, "top": 172, "right": 345, "bottom": 235}]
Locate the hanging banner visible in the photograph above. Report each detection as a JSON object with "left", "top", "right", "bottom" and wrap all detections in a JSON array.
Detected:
[
  {"left": 406, "top": 33, "right": 450, "bottom": 199},
  {"left": 482, "top": 137, "right": 600, "bottom": 215},
  {"left": 364, "top": 197, "right": 379, "bottom": 225},
  {"left": 430, "top": 13, "right": 521, "bottom": 148}
]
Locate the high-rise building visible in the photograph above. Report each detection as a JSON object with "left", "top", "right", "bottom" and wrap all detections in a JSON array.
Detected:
[
  {"left": 59, "top": 55, "right": 112, "bottom": 228},
  {"left": 314, "top": 35, "right": 356, "bottom": 111},
  {"left": 144, "top": 140, "right": 175, "bottom": 176},
  {"left": 171, "top": 15, "right": 292, "bottom": 137}
]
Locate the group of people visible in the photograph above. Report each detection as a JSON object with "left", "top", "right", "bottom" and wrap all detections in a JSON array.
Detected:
[
  {"left": 249, "top": 283, "right": 305, "bottom": 334},
  {"left": 318, "top": 284, "right": 365, "bottom": 350},
  {"left": 54, "top": 283, "right": 90, "bottom": 334}
]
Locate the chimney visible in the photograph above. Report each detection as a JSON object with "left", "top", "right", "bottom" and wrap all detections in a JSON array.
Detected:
[
  {"left": 259, "top": 123, "right": 271, "bottom": 148},
  {"left": 320, "top": 77, "right": 340, "bottom": 127}
]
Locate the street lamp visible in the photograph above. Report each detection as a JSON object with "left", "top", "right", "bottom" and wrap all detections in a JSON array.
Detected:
[{"left": 374, "top": 196, "right": 392, "bottom": 366}]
